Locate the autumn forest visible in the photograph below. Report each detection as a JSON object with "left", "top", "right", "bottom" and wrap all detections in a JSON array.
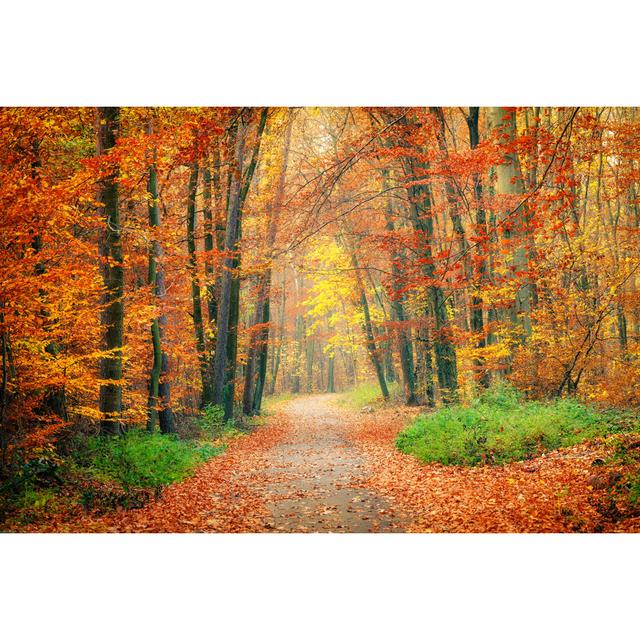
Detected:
[{"left": 2, "top": 106, "right": 640, "bottom": 533}]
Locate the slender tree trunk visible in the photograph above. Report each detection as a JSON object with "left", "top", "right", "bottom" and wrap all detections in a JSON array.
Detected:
[
  {"left": 202, "top": 156, "right": 217, "bottom": 331},
  {"left": 146, "top": 133, "right": 176, "bottom": 434},
  {"left": 291, "top": 275, "right": 304, "bottom": 394},
  {"left": 212, "top": 119, "right": 246, "bottom": 412},
  {"left": 326, "top": 351, "right": 335, "bottom": 393},
  {"left": 305, "top": 337, "right": 315, "bottom": 393},
  {"left": 417, "top": 323, "right": 436, "bottom": 407},
  {"left": 466, "top": 107, "right": 490, "bottom": 388},
  {"left": 382, "top": 167, "right": 418, "bottom": 405},
  {"left": 97, "top": 107, "right": 125, "bottom": 436},
  {"left": 242, "top": 278, "right": 260, "bottom": 415},
  {"left": 488, "top": 106, "right": 533, "bottom": 338},
  {"left": 268, "top": 267, "right": 287, "bottom": 395},
  {"left": 186, "top": 162, "right": 213, "bottom": 406},
  {"left": 251, "top": 293, "right": 270, "bottom": 413}
]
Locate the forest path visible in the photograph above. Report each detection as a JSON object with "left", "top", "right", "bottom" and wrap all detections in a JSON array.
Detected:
[
  {"left": 35, "top": 392, "right": 633, "bottom": 533},
  {"left": 261, "top": 395, "right": 407, "bottom": 532},
  {"left": 66, "top": 393, "right": 409, "bottom": 532}
]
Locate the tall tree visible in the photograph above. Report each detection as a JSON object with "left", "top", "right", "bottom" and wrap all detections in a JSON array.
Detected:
[
  {"left": 488, "top": 106, "right": 533, "bottom": 338},
  {"left": 211, "top": 113, "right": 248, "bottom": 416},
  {"left": 146, "top": 123, "right": 176, "bottom": 433},
  {"left": 382, "top": 167, "right": 418, "bottom": 405},
  {"left": 97, "top": 107, "right": 125, "bottom": 436},
  {"left": 186, "top": 162, "right": 213, "bottom": 406},
  {"left": 465, "top": 107, "right": 490, "bottom": 388}
]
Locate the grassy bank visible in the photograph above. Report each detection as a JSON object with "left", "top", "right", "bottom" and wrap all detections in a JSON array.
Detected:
[
  {"left": 396, "top": 383, "right": 635, "bottom": 466},
  {"left": 1, "top": 405, "right": 240, "bottom": 527}
]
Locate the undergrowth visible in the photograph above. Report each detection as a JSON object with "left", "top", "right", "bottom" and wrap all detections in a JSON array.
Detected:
[
  {"left": 73, "top": 431, "right": 224, "bottom": 491},
  {"left": 396, "top": 382, "right": 635, "bottom": 466},
  {"left": 1, "top": 405, "right": 237, "bottom": 527}
]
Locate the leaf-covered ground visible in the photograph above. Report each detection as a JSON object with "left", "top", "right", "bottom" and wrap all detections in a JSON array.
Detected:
[
  {"left": 348, "top": 406, "right": 640, "bottom": 533},
  {"left": 12, "top": 394, "right": 640, "bottom": 532}
]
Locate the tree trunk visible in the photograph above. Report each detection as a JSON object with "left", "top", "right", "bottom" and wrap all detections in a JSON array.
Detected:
[
  {"left": 186, "top": 162, "right": 213, "bottom": 406},
  {"left": 202, "top": 156, "right": 217, "bottom": 331},
  {"left": 268, "top": 267, "right": 287, "bottom": 395},
  {"left": 97, "top": 107, "right": 125, "bottom": 436},
  {"left": 212, "top": 119, "right": 246, "bottom": 412},
  {"left": 146, "top": 132, "right": 176, "bottom": 434},
  {"left": 466, "top": 107, "right": 490, "bottom": 388},
  {"left": 326, "top": 352, "right": 335, "bottom": 393},
  {"left": 382, "top": 167, "right": 418, "bottom": 405},
  {"left": 242, "top": 277, "right": 260, "bottom": 415},
  {"left": 488, "top": 106, "right": 533, "bottom": 338},
  {"left": 305, "top": 337, "right": 315, "bottom": 393},
  {"left": 251, "top": 293, "right": 270, "bottom": 413},
  {"left": 291, "top": 277, "right": 304, "bottom": 394}
]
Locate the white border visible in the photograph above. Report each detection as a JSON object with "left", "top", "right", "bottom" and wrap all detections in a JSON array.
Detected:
[{"left": 1, "top": 1, "right": 638, "bottom": 105}]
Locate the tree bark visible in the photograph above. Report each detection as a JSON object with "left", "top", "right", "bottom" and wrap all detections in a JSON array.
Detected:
[
  {"left": 202, "top": 156, "right": 218, "bottom": 331},
  {"left": 97, "top": 107, "right": 125, "bottom": 436},
  {"left": 212, "top": 118, "right": 246, "bottom": 411},
  {"left": 186, "top": 162, "right": 213, "bottom": 406},
  {"left": 382, "top": 167, "right": 418, "bottom": 405},
  {"left": 466, "top": 107, "right": 490, "bottom": 388},
  {"left": 222, "top": 108, "right": 268, "bottom": 419},
  {"left": 488, "top": 106, "right": 533, "bottom": 338},
  {"left": 146, "top": 131, "right": 176, "bottom": 434}
]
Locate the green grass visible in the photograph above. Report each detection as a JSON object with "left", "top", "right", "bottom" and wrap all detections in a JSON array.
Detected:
[
  {"left": 74, "top": 431, "right": 224, "bottom": 491},
  {"left": 1, "top": 413, "right": 234, "bottom": 524},
  {"left": 396, "top": 383, "right": 633, "bottom": 466},
  {"left": 337, "top": 381, "right": 400, "bottom": 410}
]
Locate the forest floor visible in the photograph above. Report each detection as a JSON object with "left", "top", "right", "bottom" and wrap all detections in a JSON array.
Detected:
[{"left": 16, "top": 393, "right": 640, "bottom": 532}]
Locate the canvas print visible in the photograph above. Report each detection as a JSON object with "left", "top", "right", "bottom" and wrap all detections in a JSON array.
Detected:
[{"left": 1, "top": 106, "right": 639, "bottom": 533}]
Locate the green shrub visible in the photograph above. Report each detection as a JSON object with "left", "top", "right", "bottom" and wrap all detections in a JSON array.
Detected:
[
  {"left": 74, "top": 431, "right": 224, "bottom": 491},
  {"left": 198, "top": 404, "right": 230, "bottom": 438},
  {"left": 396, "top": 383, "right": 624, "bottom": 466}
]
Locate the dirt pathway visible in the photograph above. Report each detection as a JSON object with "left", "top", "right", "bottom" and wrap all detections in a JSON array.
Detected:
[{"left": 261, "top": 395, "right": 406, "bottom": 532}]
